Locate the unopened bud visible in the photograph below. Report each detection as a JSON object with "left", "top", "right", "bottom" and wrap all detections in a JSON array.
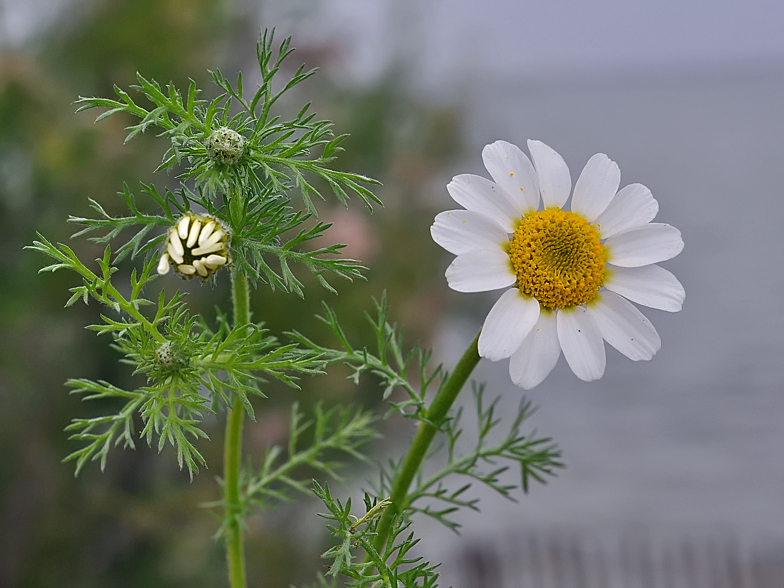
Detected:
[
  {"left": 158, "top": 213, "right": 230, "bottom": 280},
  {"left": 205, "top": 127, "right": 245, "bottom": 166}
]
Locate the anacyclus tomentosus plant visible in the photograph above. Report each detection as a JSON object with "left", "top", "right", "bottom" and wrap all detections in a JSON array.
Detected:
[{"left": 30, "top": 30, "right": 565, "bottom": 588}]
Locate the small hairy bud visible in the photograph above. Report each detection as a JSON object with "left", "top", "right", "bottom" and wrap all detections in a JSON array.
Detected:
[
  {"left": 205, "top": 127, "right": 245, "bottom": 165},
  {"left": 154, "top": 341, "right": 189, "bottom": 374},
  {"left": 155, "top": 341, "right": 175, "bottom": 368}
]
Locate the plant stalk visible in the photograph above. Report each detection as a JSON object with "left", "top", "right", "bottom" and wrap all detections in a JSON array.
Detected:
[
  {"left": 225, "top": 269, "right": 251, "bottom": 588},
  {"left": 372, "top": 330, "right": 481, "bottom": 553}
]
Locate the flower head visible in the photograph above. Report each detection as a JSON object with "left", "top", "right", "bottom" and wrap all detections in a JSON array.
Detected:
[
  {"left": 432, "top": 140, "right": 684, "bottom": 389},
  {"left": 158, "top": 213, "right": 229, "bottom": 279}
]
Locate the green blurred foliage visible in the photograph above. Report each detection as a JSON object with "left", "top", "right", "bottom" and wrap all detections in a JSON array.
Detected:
[{"left": 0, "top": 1, "right": 462, "bottom": 586}]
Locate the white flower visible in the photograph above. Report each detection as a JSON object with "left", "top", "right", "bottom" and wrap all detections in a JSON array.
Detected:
[
  {"left": 431, "top": 140, "right": 684, "bottom": 389},
  {"left": 158, "top": 213, "right": 229, "bottom": 279}
]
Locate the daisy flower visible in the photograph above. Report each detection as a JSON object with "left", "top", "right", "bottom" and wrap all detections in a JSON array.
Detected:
[{"left": 431, "top": 140, "right": 684, "bottom": 389}]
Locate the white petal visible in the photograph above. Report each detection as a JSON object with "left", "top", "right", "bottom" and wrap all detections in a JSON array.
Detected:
[
  {"left": 605, "top": 264, "right": 685, "bottom": 312},
  {"left": 431, "top": 210, "right": 510, "bottom": 255},
  {"left": 527, "top": 140, "right": 571, "bottom": 208},
  {"left": 202, "top": 229, "right": 225, "bottom": 248},
  {"left": 167, "top": 242, "right": 184, "bottom": 265},
  {"left": 187, "top": 218, "right": 201, "bottom": 248},
  {"left": 594, "top": 183, "right": 658, "bottom": 239},
  {"left": 192, "top": 241, "right": 225, "bottom": 256},
  {"left": 445, "top": 249, "right": 516, "bottom": 293},
  {"left": 605, "top": 223, "right": 684, "bottom": 267},
  {"left": 557, "top": 306, "right": 606, "bottom": 382},
  {"left": 481, "top": 140, "right": 540, "bottom": 214},
  {"left": 509, "top": 310, "right": 561, "bottom": 389},
  {"left": 157, "top": 253, "right": 170, "bottom": 275},
  {"left": 478, "top": 289, "right": 540, "bottom": 361},
  {"left": 571, "top": 153, "right": 620, "bottom": 223},
  {"left": 198, "top": 221, "right": 216, "bottom": 246},
  {"left": 204, "top": 254, "right": 227, "bottom": 267},
  {"left": 177, "top": 216, "right": 190, "bottom": 239},
  {"left": 169, "top": 230, "right": 184, "bottom": 258},
  {"left": 447, "top": 174, "right": 522, "bottom": 232},
  {"left": 590, "top": 291, "right": 661, "bottom": 361},
  {"left": 178, "top": 264, "right": 196, "bottom": 275},
  {"left": 193, "top": 259, "right": 208, "bottom": 277}
]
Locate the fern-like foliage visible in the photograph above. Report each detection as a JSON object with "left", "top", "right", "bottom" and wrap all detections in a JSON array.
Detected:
[
  {"left": 70, "top": 30, "right": 378, "bottom": 294},
  {"left": 69, "top": 177, "right": 367, "bottom": 295},
  {"left": 29, "top": 31, "right": 386, "bottom": 478},
  {"left": 290, "top": 292, "right": 444, "bottom": 421},
  {"left": 388, "top": 385, "right": 563, "bottom": 532},
  {"left": 75, "top": 30, "right": 380, "bottom": 213},
  {"left": 27, "top": 235, "right": 327, "bottom": 478},
  {"left": 314, "top": 482, "right": 441, "bottom": 588},
  {"left": 295, "top": 295, "right": 563, "bottom": 532},
  {"left": 208, "top": 404, "right": 378, "bottom": 540}
]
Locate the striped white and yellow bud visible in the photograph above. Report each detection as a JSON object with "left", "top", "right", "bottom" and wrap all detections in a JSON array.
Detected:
[{"left": 157, "top": 213, "right": 230, "bottom": 279}]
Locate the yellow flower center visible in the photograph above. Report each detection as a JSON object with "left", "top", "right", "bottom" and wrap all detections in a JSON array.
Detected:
[{"left": 508, "top": 208, "right": 608, "bottom": 310}]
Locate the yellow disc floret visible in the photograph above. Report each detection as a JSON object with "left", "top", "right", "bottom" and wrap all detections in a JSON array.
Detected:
[{"left": 508, "top": 208, "right": 607, "bottom": 310}]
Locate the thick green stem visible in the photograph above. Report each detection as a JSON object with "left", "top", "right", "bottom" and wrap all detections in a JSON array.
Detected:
[
  {"left": 372, "top": 330, "right": 481, "bottom": 553},
  {"left": 225, "top": 270, "right": 251, "bottom": 588},
  {"left": 224, "top": 400, "right": 246, "bottom": 588},
  {"left": 231, "top": 268, "right": 251, "bottom": 329}
]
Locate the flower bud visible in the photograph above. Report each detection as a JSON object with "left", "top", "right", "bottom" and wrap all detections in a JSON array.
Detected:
[
  {"left": 158, "top": 213, "right": 230, "bottom": 280},
  {"left": 204, "top": 127, "right": 245, "bottom": 165},
  {"left": 154, "top": 340, "right": 189, "bottom": 374}
]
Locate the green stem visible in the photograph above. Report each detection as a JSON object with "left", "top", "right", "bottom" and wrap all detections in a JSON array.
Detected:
[
  {"left": 108, "top": 285, "right": 167, "bottom": 344},
  {"left": 225, "top": 269, "right": 251, "bottom": 588},
  {"left": 372, "top": 330, "right": 481, "bottom": 553}
]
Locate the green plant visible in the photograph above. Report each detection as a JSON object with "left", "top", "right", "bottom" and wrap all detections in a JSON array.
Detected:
[{"left": 30, "top": 31, "right": 562, "bottom": 588}]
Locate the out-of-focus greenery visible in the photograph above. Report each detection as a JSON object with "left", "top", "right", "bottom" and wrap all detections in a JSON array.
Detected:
[{"left": 0, "top": 1, "right": 462, "bottom": 586}]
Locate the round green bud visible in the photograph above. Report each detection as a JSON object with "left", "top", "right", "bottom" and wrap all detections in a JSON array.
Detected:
[
  {"left": 155, "top": 341, "right": 175, "bottom": 368},
  {"left": 154, "top": 340, "right": 189, "bottom": 374},
  {"left": 205, "top": 127, "right": 245, "bottom": 166}
]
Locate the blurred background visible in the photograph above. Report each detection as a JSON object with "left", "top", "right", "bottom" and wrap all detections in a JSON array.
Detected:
[{"left": 1, "top": 0, "right": 783, "bottom": 586}]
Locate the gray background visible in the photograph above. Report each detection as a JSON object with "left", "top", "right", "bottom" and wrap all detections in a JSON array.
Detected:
[{"left": 283, "top": 0, "right": 784, "bottom": 583}]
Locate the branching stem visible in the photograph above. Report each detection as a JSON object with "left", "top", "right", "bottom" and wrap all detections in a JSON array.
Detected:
[
  {"left": 372, "top": 330, "right": 481, "bottom": 553},
  {"left": 104, "top": 280, "right": 167, "bottom": 345}
]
